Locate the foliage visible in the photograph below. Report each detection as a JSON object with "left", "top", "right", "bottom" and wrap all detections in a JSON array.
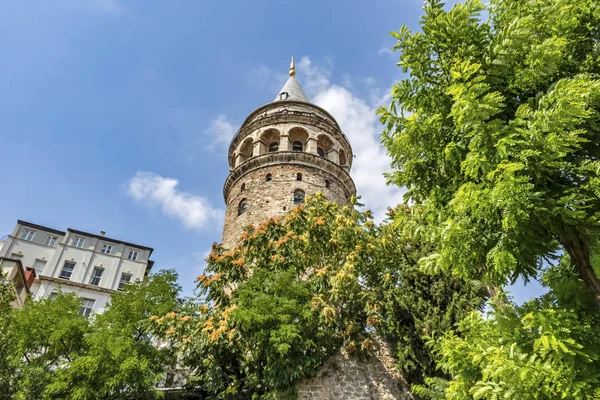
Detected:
[
  {"left": 370, "top": 204, "right": 487, "bottom": 383},
  {"left": 413, "top": 258, "right": 600, "bottom": 399},
  {"left": 379, "top": 0, "right": 600, "bottom": 304},
  {"left": 11, "top": 292, "right": 90, "bottom": 399},
  {"left": 0, "top": 270, "right": 181, "bottom": 400},
  {"left": 160, "top": 195, "right": 485, "bottom": 398},
  {"left": 0, "top": 271, "right": 17, "bottom": 400},
  {"left": 48, "top": 269, "right": 182, "bottom": 399}
]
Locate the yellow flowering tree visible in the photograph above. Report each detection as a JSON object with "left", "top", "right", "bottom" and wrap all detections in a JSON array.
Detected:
[{"left": 158, "top": 194, "right": 485, "bottom": 399}]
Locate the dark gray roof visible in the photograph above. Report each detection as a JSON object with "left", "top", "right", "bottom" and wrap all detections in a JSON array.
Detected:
[{"left": 274, "top": 76, "right": 309, "bottom": 103}]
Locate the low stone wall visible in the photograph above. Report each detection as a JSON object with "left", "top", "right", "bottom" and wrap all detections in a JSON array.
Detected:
[{"left": 296, "top": 340, "right": 415, "bottom": 400}]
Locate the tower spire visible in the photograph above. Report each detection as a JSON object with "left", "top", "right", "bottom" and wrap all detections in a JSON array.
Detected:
[
  {"left": 289, "top": 55, "right": 296, "bottom": 77},
  {"left": 273, "top": 56, "right": 309, "bottom": 103}
]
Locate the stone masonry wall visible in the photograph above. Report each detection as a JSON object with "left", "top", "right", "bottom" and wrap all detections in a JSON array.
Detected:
[
  {"left": 222, "top": 163, "right": 348, "bottom": 248},
  {"left": 297, "top": 339, "right": 415, "bottom": 400}
]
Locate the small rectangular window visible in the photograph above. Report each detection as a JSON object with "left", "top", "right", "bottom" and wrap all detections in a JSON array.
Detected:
[
  {"left": 89, "top": 267, "right": 104, "bottom": 286},
  {"left": 59, "top": 261, "right": 76, "bottom": 280},
  {"left": 72, "top": 237, "right": 85, "bottom": 248},
  {"left": 44, "top": 235, "right": 57, "bottom": 246},
  {"left": 20, "top": 229, "right": 35, "bottom": 241},
  {"left": 101, "top": 244, "right": 113, "bottom": 254},
  {"left": 127, "top": 250, "right": 139, "bottom": 261},
  {"left": 79, "top": 298, "right": 95, "bottom": 317},
  {"left": 118, "top": 273, "right": 132, "bottom": 290},
  {"left": 33, "top": 260, "right": 46, "bottom": 275}
]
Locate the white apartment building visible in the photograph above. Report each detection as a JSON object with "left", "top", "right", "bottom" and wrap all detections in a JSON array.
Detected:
[{"left": 0, "top": 220, "right": 154, "bottom": 315}]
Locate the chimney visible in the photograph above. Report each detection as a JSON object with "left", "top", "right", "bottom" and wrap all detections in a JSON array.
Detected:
[
  {"left": 24, "top": 267, "right": 36, "bottom": 289},
  {"left": 100, "top": 231, "right": 106, "bottom": 237}
]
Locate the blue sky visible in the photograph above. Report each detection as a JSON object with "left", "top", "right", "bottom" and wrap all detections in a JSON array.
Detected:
[{"left": 0, "top": 0, "right": 546, "bottom": 303}]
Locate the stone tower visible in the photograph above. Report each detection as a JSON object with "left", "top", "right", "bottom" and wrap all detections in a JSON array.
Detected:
[{"left": 221, "top": 57, "right": 356, "bottom": 248}]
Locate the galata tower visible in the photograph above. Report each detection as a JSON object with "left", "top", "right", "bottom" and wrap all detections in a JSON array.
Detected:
[{"left": 221, "top": 57, "right": 356, "bottom": 248}]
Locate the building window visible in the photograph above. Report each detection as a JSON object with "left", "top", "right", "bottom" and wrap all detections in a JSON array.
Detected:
[
  {"left": 241, "top": 183, "right": 246, "bottom": 192},
  {"left": 266, "top": 173, "right": 272, "bottom": 182},
  {"left": 20, "top": 229, "right": 35, "bottom": 241},
  {"left": 118, "top": 273, "right": 132, "bottom": 290},
  {"left": 33, "top": 260, "right": 46, "bottom": 275},
  {"left": 79, "top": 298, "right": 95, "bottom": 317},
  {"left": 238, "top": 199, "right": 247, "bottom": 216},
  {"left": 296, "top": 173, "right": 302, "bottom": 181},
  {"left": 101, "top": 244, "right": 113, "bottom": 254},
  {"left": 292, "top": 141, "right": 303, "bottom": 151},
  {"left": 269, "top": 142, "right": 279, "bottom": 152},
  {"left": 325, "top": 180, "right": 331, "bottom": 188},
  {"left": 89, "top": 267, "right": 104, "bottom": 286},
  {"left": 293, "top": 189, "right": 305, "bottom": 205},
  {"left": 317, "top": 147, "right": 325, "bottom": 157},
  {"left": 59, "top": 261, "right": 76, "bottom": 280},
  {"left": 72, "top": 237, "right": 85, "bottom": 248},
  {"left": 44, "top": 235, "right": 57, "bottom": 246},
  {"left": 128, "top": 250, "right": 139, "bottom": 261}
]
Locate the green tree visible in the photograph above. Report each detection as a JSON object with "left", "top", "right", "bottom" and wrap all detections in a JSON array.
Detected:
[
  {"left": 1, "top": 270, "right": 181, "bottom": 400},
  {"left": 379, "top": 0, "right": 600, "bottom": 304},
  {"left": 0, "top": 271, "right": 18, "bottom": 399},
  {"left": 373, "top": 205, "right": 486, "bottom": 383},
  {"left": 48, "top": 270, "right": 182, "bottom": 400},
  {"left": 413, "top": 258, "right": 600, "bottom": 399},
  {"left": 160, "top": 195, "right": 484, "bottom": 398},
  {"left": 11, "top": 292, "right": 90, "bottom": 400}
]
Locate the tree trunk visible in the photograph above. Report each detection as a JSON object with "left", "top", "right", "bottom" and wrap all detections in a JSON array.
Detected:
[
  {"left": 561, "top": 234, "right": 600, "bottom": 308},
  {"left": 486, "top": 285, "right": 508, "bottom": 305}
]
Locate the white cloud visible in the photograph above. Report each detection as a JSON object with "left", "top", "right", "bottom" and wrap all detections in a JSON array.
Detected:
[
  {"left": 126, "top": 171, "right": 224, "bottom": 231},
  {"left": 165, "top": 108, "right": 236, "bottom": 159},
  {"left": 142, "top": 69, "right": 155, "bottom": 80},
  {"left": 91, "top": 0, "right": 125, "bottom": 14},
  {"left": 378, "top": 47, "right": 395, "bottom": 57},
  {"left": 54, "top": 0, "right": 126, "bottom": 14},
  {"left": 296, "top": 56, "right": 333, "bottom": 96},
  {"left": 247, "top": 65, "right": 287, "bottom": 93},
  {"left": 297, "top": 56, "right": 405, "bottom": 220},
  {"left": 341, "top": 73, "right": 353, "bottom": 89},
  {"left": 204, "top": 114, "right": 236, "bottom": 148}
]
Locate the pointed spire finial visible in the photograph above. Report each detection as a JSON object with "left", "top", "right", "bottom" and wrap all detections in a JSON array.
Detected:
[{"left": 289, "top": 55, "right": 296, "bottom": 77}]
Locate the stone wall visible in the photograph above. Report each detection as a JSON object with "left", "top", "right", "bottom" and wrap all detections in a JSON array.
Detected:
[
  {"left": 221, "top": 162, "right": 349, "bottom": 248},
  {"left": 296, "top": 340, "right": 415, "bottom": 400}
]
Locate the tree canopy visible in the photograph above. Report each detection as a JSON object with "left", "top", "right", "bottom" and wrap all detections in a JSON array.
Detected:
[
  {"left": 159, "top": 195, "right": 485, "bottom": 399},
  {"left": 0, "top": 270, "right": 182, "bottom": 400},
  {"left": 379, "top": 0, "right": 600, "bottom": 304},
  {"left": 379, "top": 0, "right": 600, "bottom": 398}
]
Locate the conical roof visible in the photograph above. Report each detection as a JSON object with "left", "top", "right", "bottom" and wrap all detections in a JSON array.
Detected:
[
  {"left": 273, "top": 76, "right": 309, "bottom": 103},
  {"left": 273, "top": 56, "right": 310, "bottom": 103}
]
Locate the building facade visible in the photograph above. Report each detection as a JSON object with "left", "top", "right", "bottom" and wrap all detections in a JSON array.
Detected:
[
  {"left": 221, "top": 57, "right": 356, "bottom": 248},
  {"left": 0, "top": 257, "right": 35, "bottom": 308},
  {"left": 0, "top": 220, "right": 153, "bottom": 315}
]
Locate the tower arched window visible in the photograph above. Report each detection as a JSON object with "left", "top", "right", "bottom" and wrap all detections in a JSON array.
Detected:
[
  {"left": 293, "top": 189, "right": 305, "bottom": 205},
  {"left": 339, "top": 149, "right": 347, "bottom": 166},
  {"left": 266, "top": 173, "right": 272, "bottom": 182},
  {"left": 237, "top": 199, "right": 247, "bottom": 216},
  {"left": 296, "top": 173, "right": 302, "bottom": 181},
  {"left": 317, "top": 134, "right": 334, "bottom": 158},
  {"left": 288, "top": 127, "right": 308, "bottom": 152},
  {"left": 241, "top": 183, "right": 246, "bottom": 192},
  {"left": 325, "top": 180, "right": 330, "bottom": 189},
  {"left": 269, "top": 142, "right": 279, "bottom": 152}
]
